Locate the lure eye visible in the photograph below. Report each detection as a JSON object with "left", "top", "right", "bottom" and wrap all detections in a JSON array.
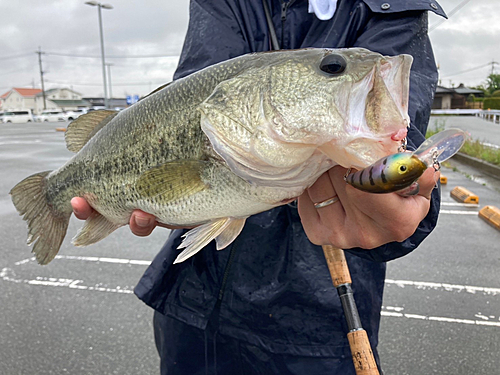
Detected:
[
  {"left": 320, "top": 54, "right": 347, "bottom": 75},
  {"left": 399, "top": 165, "right": 408, "bottom": 173}
]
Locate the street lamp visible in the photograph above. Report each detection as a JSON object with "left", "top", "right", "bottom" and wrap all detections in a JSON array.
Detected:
[
  {"left": 85, "top": 1, "right": 113, "bottom": 109},
  {"left": 105, "top": 62, "right": 113, "bottom": 106}
]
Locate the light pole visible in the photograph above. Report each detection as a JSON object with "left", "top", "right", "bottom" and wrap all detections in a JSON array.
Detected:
[
  {"left": 105, "top": 62, "right": 113, "bottom": 106},
  {"left": 85, "top": 1, "right": 113, "bottom": 109}
]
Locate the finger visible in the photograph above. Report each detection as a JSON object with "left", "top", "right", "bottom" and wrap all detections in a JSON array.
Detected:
[
  {"left": 297, "top": 167, "right": 346, "bottom": 245},
  {"left": 416, "top": 167, "right": 440, "bottom": 200},
  {"left": 130, "top": 210, "right": 156, "bottom": 237},
  {"left": 297, "top": 188, "right": 320, "bottom": 227},
  {"left": 297, "top": 190, "right": 330, "bottom": 244},
  {"left": 306, "top": 170, "right": 337, "bottom": 205},
  {"left": 309, "top": 169, "right": 345, "bottom": 219},
  {"left": 71, "top": 197, "right": 94, "bottom": 220}
]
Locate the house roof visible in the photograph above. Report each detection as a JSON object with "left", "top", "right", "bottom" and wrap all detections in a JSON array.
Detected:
[
  {"left": 37, "top": 88, "right": 82, "bottom": 96},
  {"left": 454, "top": 85, "right": 484, "bottom": 95},
  {"left": 435, "top": 85, "right": 484, "bottom": 96},
  {"left": 1, "top": 88, "right": 43, "bottom": 99},
  {"left": 51, "top": 99, "right": 92, "bottom": 107},
  {"left": 435, "top": 86, "right": 455, "bottom": 94}
]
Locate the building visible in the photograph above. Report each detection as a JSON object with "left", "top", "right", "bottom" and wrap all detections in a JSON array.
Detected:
[
  {"left": 0, "top": 88, "right": 42, "bottom": 112},
  {"left": 1, "top": 87, "right": 94, "bottom": 115},
  {"left": 84, "top": 97, "right": 128, "bottom": 110},
  {"left": 35, "top": 88, "right": 91, "bottom": 114},
  {"left": 432, "top": 84, "right": 484, "bottom": 110}
]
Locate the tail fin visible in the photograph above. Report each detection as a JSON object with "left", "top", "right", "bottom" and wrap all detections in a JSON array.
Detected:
[{"left": 10, "top": 171, "right": 71, "bottom": 265}]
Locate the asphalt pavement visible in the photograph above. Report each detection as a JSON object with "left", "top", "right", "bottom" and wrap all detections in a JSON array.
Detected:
[
  {"left": 1, "top": 121, "right": 163, "bottom": 374},
  {"left": 429, "top": 115, "right": 500, "bottom": 148},
  {"left": 1, "top": 120, "right": 500, "bottom": 374}
]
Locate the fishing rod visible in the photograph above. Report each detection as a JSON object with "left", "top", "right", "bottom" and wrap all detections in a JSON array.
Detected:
[{"left": 322, "top": 245, "right": 380, "bottom": 375}]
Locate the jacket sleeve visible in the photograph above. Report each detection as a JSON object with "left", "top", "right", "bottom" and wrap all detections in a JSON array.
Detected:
[{"left": 345, "top": 0, "right": 446, "bottom": 262}]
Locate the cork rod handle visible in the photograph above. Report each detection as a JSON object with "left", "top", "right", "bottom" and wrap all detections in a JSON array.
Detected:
[{"left": 322, "top": 245, "right": 380, "bottom": 375}]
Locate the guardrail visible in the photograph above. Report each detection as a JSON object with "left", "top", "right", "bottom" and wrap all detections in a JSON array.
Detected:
[
  {"left": 476, "top": 110, "right": 500, "bottom": 124},
  {"left": 431, "top": 109, "right": 481, "bottom": 115},
  {"left": 431, "top": 109, "right": 500, "bottom": 125}
]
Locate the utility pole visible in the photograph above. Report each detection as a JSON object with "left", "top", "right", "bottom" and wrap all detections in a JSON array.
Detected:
[
  {"left": 491, "top": 60, "right": 499, "bottom": 75},
  {"left": 36, "top": 46, "right": 47, "bottom": 110}
]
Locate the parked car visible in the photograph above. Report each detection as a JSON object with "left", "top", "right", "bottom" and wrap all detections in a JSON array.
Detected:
[
  {"left": 37, "top": 110, "right": 67, "bottom": 122},
  {"left": 2, "top": 110, "right": 34, "bottom": 123},
  {"left": 65, "top": 108, "right": 89, "bottom": 121}
]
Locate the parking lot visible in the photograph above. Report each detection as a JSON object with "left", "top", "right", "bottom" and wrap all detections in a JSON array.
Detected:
[{"left": 1, "top": 120, "right": 499, "bottom": 374}]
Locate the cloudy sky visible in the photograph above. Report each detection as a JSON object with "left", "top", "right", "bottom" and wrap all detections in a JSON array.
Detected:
[{"left": 1, "top": 0, "right": 499, "bottom": 98}]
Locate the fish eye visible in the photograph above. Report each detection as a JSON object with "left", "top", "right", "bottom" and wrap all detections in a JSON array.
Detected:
[{"left": 320, "top": 54, "right": 347, "bottom": 75}]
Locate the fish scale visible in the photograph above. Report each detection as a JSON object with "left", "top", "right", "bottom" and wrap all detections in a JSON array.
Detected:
[{"left": 11, "top": 48, "right": 413, "bottom": 265}]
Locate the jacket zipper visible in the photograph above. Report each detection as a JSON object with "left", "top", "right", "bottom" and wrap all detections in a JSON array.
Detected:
[
  {"left": 280, "top": 0, "right": 296, "bottom": 49},
  {"left": 217, "top": 240, "right": 238, "bottom": 301}
]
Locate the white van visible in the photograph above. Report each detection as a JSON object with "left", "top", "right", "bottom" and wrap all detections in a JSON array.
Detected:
[
  {"left": 2, "top": 110, "right": 34, "bottom": 123},
  {"left": 65, "top": 108, "right": 89, "bottom": 121},
  {"left": 37, "top": 110, "right": 67, "bottom": 122}
]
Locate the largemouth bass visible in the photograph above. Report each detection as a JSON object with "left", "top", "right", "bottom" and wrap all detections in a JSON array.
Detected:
[{"left": 11, "top": 48, "right": 412, "bottom": 265}]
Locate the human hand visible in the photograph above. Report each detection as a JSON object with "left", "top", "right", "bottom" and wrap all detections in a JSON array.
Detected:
[
  {"left": 70, "top": 197, "right": 183, "bottom": 237},
  {"left": 297, "top": 165, "right": 439, "bottom": 249}
]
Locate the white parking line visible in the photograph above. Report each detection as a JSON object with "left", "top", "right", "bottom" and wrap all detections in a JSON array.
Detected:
[
  {"left": 3, "top": 255, "right": 152, "bottom": 294},
  {"left": 55, "top": 255, "right": 152, "bottom": 266},
  {"left": 3, "top": 257, "right": 500, "bottom": 328},
  {"left": 385, "top": 279, "right": 500, "bottom": 296},
  {"left": 440, "top": 210, "right": 479, "bottom": 215},
  {"left": 13, "top": 255, "right": 152, "bottom": 266},
  {"left": 441, "top": 202, "right": 480, "bottom": 208},
  {"left": 382, "top": 307, "right": 500, "bottom": 328}
]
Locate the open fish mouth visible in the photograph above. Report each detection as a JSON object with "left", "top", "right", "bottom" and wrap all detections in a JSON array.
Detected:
[{"left": 343, "top": 53, "right": 412, "bottom": 138}]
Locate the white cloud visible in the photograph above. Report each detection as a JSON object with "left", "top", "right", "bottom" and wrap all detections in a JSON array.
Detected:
[
  {"left": 429, "top": 0, "right": 500, "bottom": 88},
  {"left": 0, "top": 0, "right": 498, "bottom": 97},
  {"left": 0, "top": 0, "right": 189, "bottom": 97}
]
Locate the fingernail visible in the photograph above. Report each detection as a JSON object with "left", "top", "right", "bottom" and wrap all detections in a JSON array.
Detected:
[
  {"left": 135, "top": 216, "right": 152, "bottom": 228},
  {"left": 70, "top": 198, "right": 79, "bottom": 213}
]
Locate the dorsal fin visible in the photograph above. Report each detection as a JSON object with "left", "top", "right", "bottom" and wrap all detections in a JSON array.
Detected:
[
  {"left": 65, "top": 110, "right": 118, "bottom": 152},
  {"left": 140, "top": 82, "right": 172, "bottom": 101}
]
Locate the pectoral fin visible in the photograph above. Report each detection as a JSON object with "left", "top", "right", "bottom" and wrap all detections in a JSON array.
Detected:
[
  {"left": 72, "top": 211, "right": 122, "bottom": 246},
  {"left": 174, "top": 217, "right": 247, "bottom": 264},
  {"left": 136, "top": 160, "right": 209, "bottom": 201}
]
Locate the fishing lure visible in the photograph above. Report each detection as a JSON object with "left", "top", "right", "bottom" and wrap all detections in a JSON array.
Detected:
[{"left": 345, "top": 128, "right": 466, "bottom": 194}]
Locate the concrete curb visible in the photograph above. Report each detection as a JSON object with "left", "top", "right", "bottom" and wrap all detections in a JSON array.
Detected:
[{"left": 452, "top": 153, "right": 500, "bottom": 179}]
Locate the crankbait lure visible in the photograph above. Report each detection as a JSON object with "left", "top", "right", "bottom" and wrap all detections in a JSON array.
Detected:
[{"left": 345, "top": 128, "right": 466, "bottom": 193}]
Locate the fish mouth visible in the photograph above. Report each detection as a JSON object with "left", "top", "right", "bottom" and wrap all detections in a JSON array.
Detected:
[
  {"left": 340, "top": 53, "right": 412, "bottom": 140},
  {"left": 379, "top": 54, "right": 412, "bottom": 125},
  {"left": 324, "top": 53, "right": 412, "bottom": 168},
  {"left": 365, "top": 54, "right": 412, "bottom": 135}
]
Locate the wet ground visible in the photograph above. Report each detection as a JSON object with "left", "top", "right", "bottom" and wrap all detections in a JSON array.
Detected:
[
  {"left": 1, "top": 120, "right": 499, "bottom": 374},
  {"left": 380, "top": 116, "right": 500, "bottom": 375}
]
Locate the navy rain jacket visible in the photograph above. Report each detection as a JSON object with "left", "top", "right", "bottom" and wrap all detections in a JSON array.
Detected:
[{"left": 136, "top": 0, "right": 445, "bottom": 360}]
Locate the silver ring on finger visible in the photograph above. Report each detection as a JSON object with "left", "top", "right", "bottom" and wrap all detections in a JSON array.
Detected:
[{"left": 313, "top": 195, "right": 339, "bottom": 209}]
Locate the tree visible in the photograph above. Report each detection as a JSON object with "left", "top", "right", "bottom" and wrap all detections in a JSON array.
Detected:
[
  {"left": 486, "top": 74, "right": 500, "bottom": 95},
  {"left": 470, "top": 84, "right": 487, "bottom": 93}
]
